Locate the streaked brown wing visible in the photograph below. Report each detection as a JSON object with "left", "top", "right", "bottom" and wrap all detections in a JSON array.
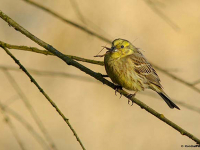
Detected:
[{"left": 128, "top": 51, "right": 162, "bottom": 88}]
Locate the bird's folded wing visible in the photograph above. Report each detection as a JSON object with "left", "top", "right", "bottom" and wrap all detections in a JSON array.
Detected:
[{"left": 128, "top": 52, "right": 162, "bottom": 88}]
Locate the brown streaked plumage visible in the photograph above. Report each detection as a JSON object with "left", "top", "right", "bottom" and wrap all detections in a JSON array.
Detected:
[{"left": 104, "top": 38, "right": 180, "bottom": 110}]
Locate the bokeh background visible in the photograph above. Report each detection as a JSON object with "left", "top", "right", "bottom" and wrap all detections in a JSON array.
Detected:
[{"left": 0, "top": 0, "right": 200, "bottom": 150}]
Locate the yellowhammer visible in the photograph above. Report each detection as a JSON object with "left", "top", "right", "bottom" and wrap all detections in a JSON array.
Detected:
[{"left": 103, "top": 38, "right": 180, "bottom": 110}]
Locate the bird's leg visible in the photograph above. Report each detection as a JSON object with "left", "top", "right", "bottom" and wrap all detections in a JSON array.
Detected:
[
  {"left": 119, "top": 93, "right": 123, "bottom": 99},
  {"left": 127, "top": 91, "right": 137, "bottom": 106},
  {"left": 114, "top": 85, "right": 122, "bottom": 97}
]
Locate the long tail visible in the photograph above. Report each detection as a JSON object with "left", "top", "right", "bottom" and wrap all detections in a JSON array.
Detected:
[{"left": 157, "top": 92, "right": 180, "bottom": 110}]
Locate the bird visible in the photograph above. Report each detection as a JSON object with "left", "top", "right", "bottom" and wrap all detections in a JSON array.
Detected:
[{"left": 103, "top": 38, "right": 180, "bottom": 110}]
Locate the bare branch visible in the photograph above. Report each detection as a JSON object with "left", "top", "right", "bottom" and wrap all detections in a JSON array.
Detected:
[
  {"left": 0, "top": 41, "right": 104, "bottom": 66},
  {"left": 68, "top": 0, "right": 113, "bottom": 39},
  {"left": 2, "top": 69, "right": 58, "bottom": 150},
  {"left": 2, "top": 94, "right": 19, "bottom": 108},
  {"left": 192, "top": 79, "right": 200, "bottom": 86},
  {"left": 1, "top": 46, "right": 86, "bottom": 149},
  {"left": 22, "top": 0, "right": 111, "bottom": 43},
  {"left": 143, "top": 0, "right": 180, "bottom": 31},
  {"left": 69, "top": 0, "right": 87, "bottom": 25},
  {"left": 0, "top": 104, "right": 26, "bottom": 150},
  {"left": 141, "top": 92, "right": 200, "bottom": 114},
  {"left": 152, "top": 64, "right": 200, "bottom": 93},
  {"left": 0, "top": 102, "right": 49, "bottom": 150},
  {"left": 1, "top": 10, "right": 200, "bottom": 144},
  {"left": 0, "top": 65, "right": 95, "bottom": 83},
  {"left": 1, "top": 40, "right": 200, "bottom": 95},
  {"left": 1, "top": 64, "right": 200, "bottom": 114}
]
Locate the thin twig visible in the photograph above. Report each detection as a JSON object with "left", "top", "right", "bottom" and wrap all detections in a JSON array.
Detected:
[
  {"left": 141, "top": 92, "right": 200, "bottom": 114},
  {"left": 174, "top": 101, "right": 200, "bottom": 114},
  {"left": 1, "top": 64, "right": 200, "bottom": 114},
  {"left": 0, "top": 10, "right": 199, "bottom": 144},
  {"left": 68, "top": 0, "right": 113, "bottom": 39},
  {"left": 1, "top": 40, "right": 199, "bottom": 95},
  {"left": 22, "top": 0, "right": 111, "bottom": 43},
  {"left": 0, "top": 65, "right": 95, "bottom": 83},
  {"left": 69, "top": 0, "right": 87, "bottom": 25},
  {"left": 23, "top": 0, "right": 113, "bottom": 42},
  {"left": 2, "top": 69, "right": 58, "bottom": 150},
  {"left": 152, "top": 64, "right": 200, "bottom": 93},
  {"left": 0, "top": 102, "right": 49, "bottom": 150},
  {"left": 0, "top": 40, "right": 104, "bottom": 66},
  {"left": 192, "top": 79, "right": 200, "bottom": 86},
  {"left": 2, "top": 94, "right": 19, "bottom": 108},
  {"left": 143, "top": 0, "right": 180, "bottom": 31},
  {"left": 1, "top": 47, "right": 86, "bottom": 149},
  {"left": 0, "top": 104, "right": 26, "bottom": 150}
]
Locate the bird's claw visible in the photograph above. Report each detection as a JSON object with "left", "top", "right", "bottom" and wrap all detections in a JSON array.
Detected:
[
  {"left": 127, "top": 93, "right": 136, "bottom": 106},
  {"left": 128, "top": 99, "right": 134, "bottom": 106},
  {"left": 119, "top": 94, "right": 122, "bottom": 99},
  {"left": 114, "top": 85, "right": 122, "bottom": 97}
]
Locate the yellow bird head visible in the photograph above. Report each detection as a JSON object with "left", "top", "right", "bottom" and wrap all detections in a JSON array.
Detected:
[{"left": 106, "top": 39, "right": 136, "bottom": 58}]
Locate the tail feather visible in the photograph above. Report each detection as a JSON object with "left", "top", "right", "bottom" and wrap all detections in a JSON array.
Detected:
[{"left": 157, "top": 92, "right": 180, "bottom": 110}]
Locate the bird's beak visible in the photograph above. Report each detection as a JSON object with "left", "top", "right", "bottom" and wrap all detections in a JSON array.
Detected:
[{"left": 104, "top": 46, "right": 116, "bottom": 52}]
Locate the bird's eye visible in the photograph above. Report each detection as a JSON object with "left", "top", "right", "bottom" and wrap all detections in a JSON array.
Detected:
[{"left": 121, "top": 45, "right": 124, "bottom": 48}]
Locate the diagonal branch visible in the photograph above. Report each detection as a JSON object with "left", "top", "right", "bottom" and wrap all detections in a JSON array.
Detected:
[
  {"left": 152, "top": 64, "right": 200, "bottom": 93},
  {"left": 0, "top": 104, "right": 26, "bottom": 150},
  {"left": 0, "top": 102, "right": 49, "bottom": 150},
  {"left": 22, "top": 0, "right": 111, "bottom": 43},
  {"left": 1, "top": 40, "right": 200, "bottom": 95},
  {"left": 143, "top": 0, "right": 180, "bottom": 31},
  {"left": 68, "top": 0, "right": 113, "bottom": 39},
  {"left": 0, "top": 10, "right": 200, "bottom": 144},
  {"left": 192, "top": 79, "right": 200, "bottom": 86},
  {"left": 0, "top": 65, "right": 94, "bottom": 83},
  {"left": 69, "top": 0, "right": 87, "bottom": 25},
  {"left": 0, "top": 40, "right": 104, "bottom": 66},
  {"left": 0, "top": 64, "right": 200, "bottom": 114},
  {"left": 2, "top": 69, "right": 58, "bottom": 150},
  {"left": 1, "top": 46, "right": 86, "bottom": 150}
]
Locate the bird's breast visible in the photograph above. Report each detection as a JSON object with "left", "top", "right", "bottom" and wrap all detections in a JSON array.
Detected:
[{"left": 104, "top": 55, "right": 146, "bottom": 91}]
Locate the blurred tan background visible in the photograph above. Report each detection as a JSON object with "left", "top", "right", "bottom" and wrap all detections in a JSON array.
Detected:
[{"left": 0, "top": 0, "right": 200, "bottom": 150}]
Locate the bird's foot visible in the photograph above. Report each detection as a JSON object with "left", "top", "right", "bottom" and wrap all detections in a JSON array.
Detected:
[
  {"left": 128, "top": 98, "right": 134, "bottom": 106},
  {"left": 114, "top": 85, "right": 122, "bottom": 98},
  {"left": 127, "top": 92, "right": 137, "bottom": 106}
]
